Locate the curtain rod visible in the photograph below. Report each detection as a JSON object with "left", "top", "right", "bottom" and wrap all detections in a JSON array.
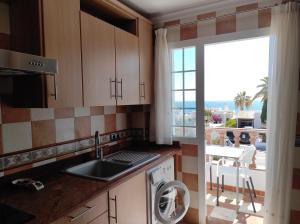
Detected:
[{"left": 164, "top": 1, "right": 298, "bottom": 30}]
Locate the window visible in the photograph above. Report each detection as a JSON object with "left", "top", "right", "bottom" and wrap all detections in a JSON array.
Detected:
[{"left": 171, "top": 47, "right": 196, "bottom": 138}]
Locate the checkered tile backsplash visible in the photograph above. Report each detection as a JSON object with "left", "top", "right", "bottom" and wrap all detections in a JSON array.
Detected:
[{"left": 0, "top": 103, "right": 150, "bottom": 176}]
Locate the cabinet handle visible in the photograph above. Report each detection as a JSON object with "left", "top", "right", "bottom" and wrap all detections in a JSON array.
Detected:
[
  {"left": 140, "top": 82, "right": 145, "bottom": 99},
  {"left": 110, "top": 78, "right": 116, "bottom": 99},
  {"left": 117, "top": 78, "right": 123, "bottom": 99},
  {"left": 50, "top": 76, "right": 57, "bottom": 100},
  {"left": 109, "top": 195, "right": 118, "bottom": 223},
  {"left": 68, "top": 205, "right": 96, "bottom": 222}
]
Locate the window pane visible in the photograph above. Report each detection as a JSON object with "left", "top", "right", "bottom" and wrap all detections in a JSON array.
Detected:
[
  {"left": 173, "top": 109, "right": 183, "bottom": 126},
  {"left": 184, "top": 47, "right": 196, "bottom": 71},
  {"left": 173, "top": 91, "right": 183, "bottom": 108},
  {"left": 184, "top": 72, "right": 195, "bottom": 89},
  {"left": 184, "top": 91, "right": 196, "bottom": 108},
  {"left": 172, "top": 49, "right": 183, "bottom": 72},
  {"left": 184, "top": 127, "right": 196, "bottom": 138},
  {"left": 173, "top": 127, "right": 183, "bottom": 137},
  {"left": 184, "top": 109, "right": 196, "bottom": 126},
  {"left": 173, "top": 73, "right": 183, "bottom": 90}
]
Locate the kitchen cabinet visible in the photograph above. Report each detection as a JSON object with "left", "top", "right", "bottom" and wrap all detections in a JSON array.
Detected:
[
  {"left": 9, "top": 0, "right": 83, "bottom": 108},
  {"left": 52, "top": 192, "right": 108, "bottom": 224},
  {"left": 81, "top": 13, "right": 140, "bottom": 106},
  {"left": 43, "top": 0, "right": 83, "bottom": 107},
  {"left": 9, "top": 0, "right": 152, "bottom": 108},
  {"left": 81, "top": 11, "right": 116, "bottom": 106},
  {"left": 138, "top": 19, "right": 153, "bottom": 104},
  {"left": 115, "top": 28, "right": 140, "bottom": 105},
  {"left": 109, "top": 171, "right": 147, "bottom": 224}
]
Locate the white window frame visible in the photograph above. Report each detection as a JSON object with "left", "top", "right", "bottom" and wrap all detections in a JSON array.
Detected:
[
  {"left": 171, "top": 46, "right": 197, "bottom": 140},
  {"left": 168, "top": 28, "right": 270, "bottom": 224}
]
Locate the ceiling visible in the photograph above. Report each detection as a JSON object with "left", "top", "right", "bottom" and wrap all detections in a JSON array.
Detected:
[{"left": 120, "top": 0, "right": 231, "bottom": 18}]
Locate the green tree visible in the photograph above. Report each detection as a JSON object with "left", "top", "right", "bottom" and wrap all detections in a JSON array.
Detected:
[
  {"left": 252, "top": 77, "right": 268, "bottom": 123},
  {"left": 234, "top": 91, "right": 252, "bottom": 111}
]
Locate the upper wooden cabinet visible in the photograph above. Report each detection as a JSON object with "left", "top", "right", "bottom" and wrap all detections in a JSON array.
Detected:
[
  {"left": 43, "top": 0, "right": 83, "bottom": 107},
  {"left": 81, "top": 12, "right": 116, "bottom": 106},
  {"left": 8, "top": 0, "right": 153, "bottom": 108},
  {"left": 115, "top": 28, "right": 140, "bottom": 105},
  {"left": 138, "top": 19, "right": 153, "bottom": 104},
  {"left": 9, "top": 0, "right": 83, "bottom": 108}
]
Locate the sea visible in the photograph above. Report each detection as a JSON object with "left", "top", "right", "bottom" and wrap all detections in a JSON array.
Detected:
[{"left": 175, "top": 100, "right": 263, "bottom": 111}]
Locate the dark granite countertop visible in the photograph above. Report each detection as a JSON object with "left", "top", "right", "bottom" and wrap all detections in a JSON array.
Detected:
[{"left": 0, "top": 145, "right": 181, "bottom": 224}]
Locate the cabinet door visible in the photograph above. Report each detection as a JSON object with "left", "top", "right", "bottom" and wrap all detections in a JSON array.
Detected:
[
  {"left": 109, "top": 172, "right": 147, "bottom": 224},
  {"left": 115, "top": 28, "right": 140, "bottom": 105},
  {"left": 139, "top": 19, "right": 153, "bottom": 104},
  {"left": 81, "top": 12, "right": 116, "bottom": 106},
  {"left": 43, "top": 0, "right": 83, "bottom": 107},
  {"left": 51, "top": 192, "right": 108, "bottom": 224}
]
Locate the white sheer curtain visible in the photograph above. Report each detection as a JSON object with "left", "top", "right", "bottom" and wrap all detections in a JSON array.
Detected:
[
  {"left": 150, "top": 28, "right": 173, "bottom": 145},
  {"left": 265, "top": 3, "right": 299, "bottom": 224}
]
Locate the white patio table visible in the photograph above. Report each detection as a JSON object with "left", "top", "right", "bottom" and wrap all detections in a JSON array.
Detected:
[{"left": 205, "top": 145, "right": 244, "bottom": 212}]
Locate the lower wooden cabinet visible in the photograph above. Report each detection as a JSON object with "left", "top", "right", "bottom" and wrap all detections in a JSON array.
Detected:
[
  {"left": 109, "top": 171, "right": 147, "bottom": 224},
  {"left": 52, "top": 192, "right": 108, "bottom": 224},
  {"left": 89, "top": 212, "right": 109, "bottom": 224},
  {"left": 52, "top": 171, "right": 147, "bottom": 224}
]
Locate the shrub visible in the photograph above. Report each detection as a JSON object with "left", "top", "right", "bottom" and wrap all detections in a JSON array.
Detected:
[
  {"left": 211, "top": 114, "right": 222, "bottom": 123},
  {"left": 226, "top": 119, "right": 237, "bottom": 128}
]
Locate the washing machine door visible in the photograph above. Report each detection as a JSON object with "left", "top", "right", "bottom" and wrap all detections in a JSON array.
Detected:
[{"left": 154, "top": 180, "right": 190, "bottom": 224}]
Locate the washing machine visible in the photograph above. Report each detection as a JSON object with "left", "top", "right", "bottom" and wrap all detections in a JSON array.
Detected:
[{"left": 147, "top": 157, "right": 190, "bottom": 224}]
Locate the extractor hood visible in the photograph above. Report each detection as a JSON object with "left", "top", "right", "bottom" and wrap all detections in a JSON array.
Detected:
[{"left": 0, "top": 49, "right": 57, "bottom": 76}]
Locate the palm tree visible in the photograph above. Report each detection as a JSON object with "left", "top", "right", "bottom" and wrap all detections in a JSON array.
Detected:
[
  {"left": 252, "top": 77, "right": 268, "bottom": 123},
  {"left": 234, "top": 91, "right": 252, "bottom": 111}
]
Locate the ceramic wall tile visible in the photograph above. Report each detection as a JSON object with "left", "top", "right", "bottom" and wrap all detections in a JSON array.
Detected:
[
  {"left": 31, "top": 120, "right": 56, "bottom": 147},
  {"left": 55, "top": 118, "right": 75, "bottom": 143},
  {"left": 258, "top": 8, "right": 271, "bottom": 28},
  {"left": 90, "top": 106, "right": 104, "bottom": 116},
  {"left": 2, "top": 122, "right": 32, "bottom": 153},
  {"left": 180, "top": 23, "right": 197, "bottom": 40},
  {"left": 1, "top": 106, "right": 31, "bottom": 123},
  {"left": 31, "top": 147, "right": 57, "bottom": 160},
  {"left": 104, "top": 114, "right": 116, "bottom": 133},
  {"left": 31, "top": 108, "right": 54, "bottom": 121},
  {"left": 104, "top": 106, "right": 116, "bottom": 115},
  {"left": 116, "top": 113, "right": 127, "bottom": 131},
  {"left": 74, "top": 116, "right": 91, "bottom": 138},
  {"left": 216, "top": 14, "right": 236, "bottom": 35},
  {"left": 197, "top": 19, "right": 216, "bottom": 38},
  {"left": 3, "top": 151, "right": 31, "bottom": 168},
  {"left": 56, "top": 142, "right": 76, "bottom": 155},
  {"left": 91, "top": 115, "right": 105, "bottom": 135},
  {"left": 54, "top": 108, "right": 74, "bottom": 119},
  {"left": 76, "top": 138, "right": 94, "bottom": 150},
  {"left": 74, "top": 107, "right": 90, "bottom": 117},
  {"left": 236, "top": 10, "right": 258, "bottom": 31},
  {"left": 182, "top": 155, "right": 198, "bottom": 174}
]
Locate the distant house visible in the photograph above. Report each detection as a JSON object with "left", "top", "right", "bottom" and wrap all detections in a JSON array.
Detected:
[{"left": 237, "top": 111, "right": 262, "bottom": 128}]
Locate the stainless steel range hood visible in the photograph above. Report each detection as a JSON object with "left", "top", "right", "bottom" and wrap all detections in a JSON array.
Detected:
[{"left": 0, "top": 49, "right": 57, "bottom": 76}]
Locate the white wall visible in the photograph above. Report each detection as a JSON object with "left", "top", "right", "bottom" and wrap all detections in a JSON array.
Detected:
[{"left": 0, "top": 2, "right": 10, "bottom": 34}]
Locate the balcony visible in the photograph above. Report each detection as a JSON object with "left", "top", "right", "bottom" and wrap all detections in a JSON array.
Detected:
[{"left": 205, "top": 127, "right": 266, "bottom": 223}]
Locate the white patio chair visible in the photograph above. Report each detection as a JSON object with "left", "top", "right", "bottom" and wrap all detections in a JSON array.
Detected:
[
  {"left": 216, "top": 145, "right": 257, "bottom": 213},
  {"left": 206, "top": 136, "right": 234, "bottom": 190}
]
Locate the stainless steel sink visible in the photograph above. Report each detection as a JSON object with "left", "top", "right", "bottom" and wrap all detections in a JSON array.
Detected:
[
  {"left": 65, "top": 160, "right": 132, "bottom": 181},
  {"left": 64, "top": 151, "right": 160, "bottom": 181}
]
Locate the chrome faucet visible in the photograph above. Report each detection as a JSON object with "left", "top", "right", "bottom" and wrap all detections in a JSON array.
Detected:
[{"left": 95, "top": 131, "right": 103, "bottom": 160}]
